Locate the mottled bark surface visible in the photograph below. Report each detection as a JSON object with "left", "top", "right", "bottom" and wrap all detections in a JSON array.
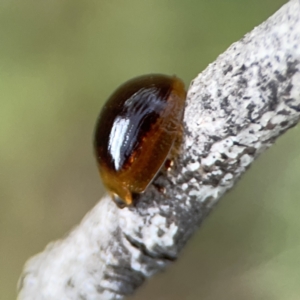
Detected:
[{"left": 18, "top": 1, "right": 300, "bottom": 299}]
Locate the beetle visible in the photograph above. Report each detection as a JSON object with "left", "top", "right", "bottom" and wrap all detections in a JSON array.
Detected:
[{"left": 94, "top": 74, "right": 186, "bottom": 208}]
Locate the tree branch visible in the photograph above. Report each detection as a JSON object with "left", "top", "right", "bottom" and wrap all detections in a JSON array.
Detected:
[{"left": 18, "top": 1, "right": 300, "bottom": 299}]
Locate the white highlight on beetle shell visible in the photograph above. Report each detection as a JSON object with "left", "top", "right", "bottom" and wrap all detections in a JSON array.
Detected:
[{"left": 108, "top": 117, "right": 130, "bottom": 171}]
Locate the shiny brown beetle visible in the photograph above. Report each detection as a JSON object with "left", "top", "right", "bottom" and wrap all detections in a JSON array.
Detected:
[{"left": 94, "top": 74, "right": 186, "bottom": 207}]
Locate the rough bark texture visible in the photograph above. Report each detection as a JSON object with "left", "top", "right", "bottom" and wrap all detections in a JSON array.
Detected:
[{"left": 18, "top": 1, "right": 300, "bottom": 299}]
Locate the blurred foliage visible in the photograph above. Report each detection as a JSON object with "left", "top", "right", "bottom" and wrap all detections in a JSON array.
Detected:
[{"left": 1, "top": 0, "right": 298, "bottom": 299}]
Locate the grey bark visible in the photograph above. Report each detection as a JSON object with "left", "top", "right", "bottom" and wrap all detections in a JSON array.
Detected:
[{"left": 17, "top": 1, "right": 300, "bottom": 299}]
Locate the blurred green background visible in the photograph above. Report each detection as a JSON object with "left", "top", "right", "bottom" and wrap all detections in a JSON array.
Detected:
[{"left": 1, "top": 0, "right": 298, "bottom": 299}]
